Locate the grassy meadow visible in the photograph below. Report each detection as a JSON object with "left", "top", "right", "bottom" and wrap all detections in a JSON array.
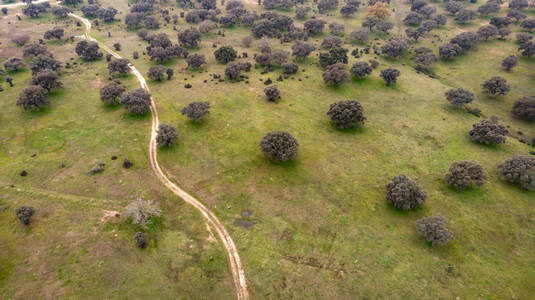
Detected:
[{"left": 1, "top": 0, "right": 535, "bottom": 298}]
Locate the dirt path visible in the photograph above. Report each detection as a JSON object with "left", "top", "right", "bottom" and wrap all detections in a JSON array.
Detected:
[
  {"left": 1, "top": 8, "right": 249, "bottom": 299},
  {"left": 0, "top": 0, "right": 51, "bottom": 8}
]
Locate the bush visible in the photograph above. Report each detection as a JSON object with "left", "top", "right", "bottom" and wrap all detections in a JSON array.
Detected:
[
  {"left": 281, "top": 62, "right": 298, "bottom": 74},
  {"left": 260, "top": 131, "right": 299, "bottom": 162},
  {"left": 517, "top": 33, "right": 533, "bottom": 44},
  {"left": 511, "top": 96, "right": 535, "bottom": 121},
  {"left": 29, "top": 55, "right": 62, "bottom": 74},
  {"left": 181, "top": 101, "right": 211, "bottom": 122},
  {"left": 323, "top": 63, "right": 349, "bottom": 86},
  {"left": 327, "top": 100, "right": 366, "bottom": 129},
  {"left": 414, "top": 47, "right": 437, "bottom": 68},
  {"left": 75, "top": 41, "right": 103, "bottom": 61},
  {"left": 469, "top": 117, "right": 507, "bottom": 145},
  {"left": 147, "top": 65, "right": 167, "bottom": 81},
  {"left": 186, "top": 54, "right": 206, "bottom": 69},
  {"left": 225, "top": 62, "right": 251, "bottom": 80},
  {"left": 4, "top": 57, "right": 25, "bottom": 71},
  {"left": 295, "top": 6, "right": 311, "bottom": 19},
  {"left": 30, "top": 70, "right": 63, "bottom": 92},
  {"left": 415, "top": 215, "right": 453, "bottom": 247},
  {"left": 214, "top": 46, "right": 237, "bottom": 64},
  {"left": 381, "top": 38, "right": 409, "bottom": 59},
  {"left": 264, "top": 85, "right": 280, "bottom": 101},
  {"left": 22, "top": 43, "right": 49, "bottom": 57},
  {"left": 12, "top": 34, "right": 30, "bottom": 46},
  {"left": 349, "top": 29, "right": 370, "bottom": 44},
  {"left": 15, "top": 206, "right": 35, "bottom": 225},
  {"left": 481, "top": 76, "right": 510, "bottom": 96},
  {"left": 439, "top": 43, "right": 463, "bottom": 59},
  {"left": 119, "top": 88, "right": 151, "bottom": 114},
  {"left": 386, "top": 174, "right": 427, "bottom": 210},
  {"left": 380, "top": 68, "right": 400, "bottom": 86},
  {"left": 156, "top": 124, "right": 179, "bottom": 147},
  {"left": 455, "top": 9, "right": 476, "bottom": 24},
  {"left": 304, "top": 19, "right": 326, "bottom": 35},
  {"left": 291, "top": 41, "right": 315, "bottom": 59},
  {"left": 44, "top": 28, "right": 64, "bottom": 40},
  {"left": 404, "top": 12, "right": 422, "bottom": 26},
  {"left": 17, "top": 85, "right": 49, "bottom": 111},
  {"left": 450, "top": 32, "right": 480, "bottom": 51},
  {"left": 502, "top": 55, "right": 518, "bottom": 71},
  {"left": 445, "top": 161, "right": 487, "bottom": 189},
  {"left": 319, "top": 46, "right": 348, "bottom": 68},
  {"left": 108, "top": 58, "right": 130, "bottom": 76},
  {"left": 321, "top": 36, "right": 342, "bottom": 49},
  {"left": 477, "top": 25, "right": 498, "bottom": 41},
  {"left": 178, "top": 28, "right": 202, "bottom": 47},
  {"left": 124, "top": 198, "right": 161, "bottom": 228},
  {"left": 445, "top": 88, "right": 474, "bottom": 108},
  {"left": 350, "top": 62, "right": 372, "bottom": 78},
  {"left": 100, "top": 81, "right": 125, "bottom": 105},
  {"left": 498, "top": 155, "right": 535, "bottom": 190},
  {"left": 134, "top": 232, "right": 148, "bottom": 248}
]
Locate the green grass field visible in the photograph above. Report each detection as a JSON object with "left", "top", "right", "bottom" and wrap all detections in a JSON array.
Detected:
[{"left": 1, "top": 0, "right": 534, "bottom": 298}]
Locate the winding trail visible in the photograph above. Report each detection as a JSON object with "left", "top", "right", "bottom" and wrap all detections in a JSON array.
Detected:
[
  {"left": 0, "top": 3, "right": 249, "bottom": 298},
  {"left": 70, "top": 13, "right": 249, "bottom": 300}
]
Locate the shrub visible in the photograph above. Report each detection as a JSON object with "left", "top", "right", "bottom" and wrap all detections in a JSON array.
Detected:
[
  {"left": 225, "top": 62, "right": 251, "bottom": 80},
  {"left": 386, "top": 174, "right": 427, "bottom": 210},
  {"left": 511, "top": 96, "right": 535, "bottom": 121},
  {"left": 350, "top": 62, "right": 372, "bottom": 78},
  {"left": 156, "top": 124, "right": 179, "bottom": 147},
  {"left": 340, "top": 4, "right": 358, "bottom": 17},
  {"left": 321, "top": 36, "right": 342, "bottom": 49},
  {"left": 108, "top": 59, "right": 130, "bottom": 76},
  {"left": 498, "top": 155, "right": 535, "bottom": 190},
  {"left": 75, "top": 41, "right": 103, "bottom": 61},
  {"left": 30, "top": 55, "right": 62, "bottom": 74},
  {"left": 100, "top": 81, "right": 125, "bottom": 105},
  {"left": 517, "top": 33, "right": 533, "bottom": 44},
  {"left": 445, "top": 88, "right": 474, "bottom": 108},
  {"left": 439, "top": 43, "right": 462, "bottom": 59},
  {"left": 450, "top": 32, "right": 480, "bottom": 51},
  {"left": 186, "top": 54, "right": 206, "bottom": 69},
  {"left": 414, "top": 47, "right": 437, "bottom": 68},
  {"left": 44, "top": 28, "right": 64, "bottom": 40},
  {"left": 319, "top": 46, "right": 348, "bottom": 68},
  {"left": 323, "top": 63, "right": 349, "bottom": 86},
  {"left": 15, "top": 206, "right": 35, "bottom": 225},
  {"left": 4, "top": 57, "right": 25, "bottom": 71},
  {"left": 260, "top": 131, "right": 299, "bottom": 162},
  {"left": 30, "top": 70, "right": 63, "bottom": 92},
  {"left": 381, "top": 38, "right": 409, "bottom": 59},
  {"left": 281, "top": 62, "right": 298, "bottom": 74},
  {"left": 327, "top": 100, "right": 366, "bottom": 129},
  {"left": 17, "top": 85, "right": 49, "bottom": 111},
  {"left": 147, "top": 65, "right": 167, "bottom": 81},
  {"left": 415, "top": 215, "right": 453, "bottom": 246},
  {"left": 264, "top": 85, "right": 280, "bottom": 101},
  {"left": 124, "top": 198, "right": 161, "bottom": 228},
  {"left": 291, "top": 41, "right": 315, "bottom": 59},
  {"left": 134, "top": 232, "right": 148, "bottom": 248},
  {"left": 455, "top": 9, "right": 476, "bottom": 24},
  {"left": 119, "top": 88, "right": 151, "bottom": 114},
  {"left": 445, "top": 161, "right": 487, "bottom": 189},
  {"left": 380, "top": 68, "right": 400, "bottom": 86},
  {"left": 482, "top": 76, "right": 510, "bottom": 96},
  {"left": 349, "top": 29, "right": 370, "bottom": 44},
  {"left": 23, "top": 43, "right": 49, "bottom": 57},
  {"left": 12, "top": 34, "right": 30, "bottom": 46},
  {"left": 469, "top": 117, "right": 507, "bottom": 145},
  {"left": 214, "top": 46, "right": 237, "bottom": 64},
  {"left": 404, "top": 12, "right": 422, "bottom": 26},
  {"left": 181, "top": 101, "right": 211, "bottom": 122},
  {"left": 295, "top": 6, "right": 311, "bottom": 19},
  {"left": 178, "top": 28, "right": 202, "bottom": 47},
  {"left": 477, "top": 25, "right": 498, "bottom": 41},
  {"left": 502, "top": 55, "right": 518, "bottom": 71},
  {"left": 304, "top": 19, "right": 326, "bottom": 35}
]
